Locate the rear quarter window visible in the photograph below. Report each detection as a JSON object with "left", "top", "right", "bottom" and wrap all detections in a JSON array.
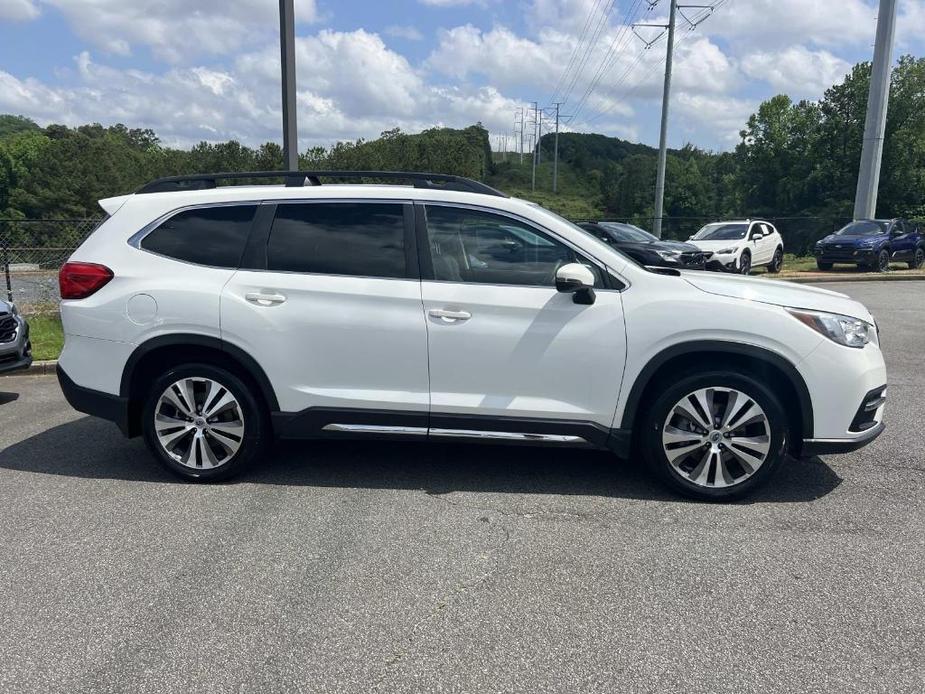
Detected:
[{"left": 140, "top": 205, "right": 257, "bottom": 268}]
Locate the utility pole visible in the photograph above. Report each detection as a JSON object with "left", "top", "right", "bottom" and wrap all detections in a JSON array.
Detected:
[
  {"left": 854, "top": 0, "right": 897, "bottom": 220},
  {"left": 652, "top": 0, "right": 677, "bottom": 238},
  {"left": 531, "top": 101, "right": 539, "bottom": 192},
  {"left": 279, "top": 0, "right": 298, "bottom": 171},
  {"left": 515, "top": 108, "right": 525, "bottom": 165},
  {"left": 537, "top": 110, "right": 543, "bottom": 166},
  {"left": 550, "top": 103, "right": 566, "bottom": 194}
]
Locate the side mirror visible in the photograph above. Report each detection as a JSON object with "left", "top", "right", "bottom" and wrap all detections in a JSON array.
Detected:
[{"left": 555, "top": 263, "right": 596, "bottom": 305}]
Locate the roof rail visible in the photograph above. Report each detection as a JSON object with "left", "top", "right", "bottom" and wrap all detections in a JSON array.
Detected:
[{"left": 135, "top": 170, "right": 508, "bottom": 198}]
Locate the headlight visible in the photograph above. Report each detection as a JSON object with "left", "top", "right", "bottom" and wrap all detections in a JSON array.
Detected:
[
  {"left": 716, "top": 247, "right": 736, "bottom": 254},
  {"left": 786, "top": 308, "right": 877, "bottom": 348},
  {"left": 655, "top": 249, "right": 681, "bottom": 261}
]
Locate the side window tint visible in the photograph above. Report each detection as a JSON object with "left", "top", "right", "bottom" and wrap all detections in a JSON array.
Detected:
[
  {"left": 425, "top": 205, "right": 601, "bottom": 287},
  {"left": 141, "top": 205, "right": 256, "bottom": 268},
  {"left": 267, "top": 203, "right": 406, "bottom": 278}
]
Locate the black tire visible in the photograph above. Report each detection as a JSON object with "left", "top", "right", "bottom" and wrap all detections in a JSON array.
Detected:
[
  {"left": 767, "top": 247, "right": 784, "bottom": 273},
  {"left": 738, "top": 250, "right": 752, "bottom": 275},
  {"left": 909, "top": 247, "right": 924, "bottom": 270},
  {"left": 816, "top": 260, "right": 832, "bottom": 271},
  {"left": 876, "top": 249, "right": 890, "bottom": 272},
  {"left": 141, "top": 363, "right": 269, "bottom": 482},
  {"left": 640, "top": 370, "right": 788, "bottom": 502}
]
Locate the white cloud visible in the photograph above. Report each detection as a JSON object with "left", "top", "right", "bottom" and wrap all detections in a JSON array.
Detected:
[
  {"left": 0, "top": 0, "right": 39, "bottom": 20},
  {"left": 384, "top": 25, "right": 424, "bottom": 41},
  {"left": 742, "top": 46, "right": 852, "bottom": 96},
  {"left": 0, "top": 32, "right": 525, "bottom": 149},
  {"left": 702, "top": 0, "right": 877, "bottom": 48},
  {"left": 26, "top": 0, "right": 318, "bottom": 62}
]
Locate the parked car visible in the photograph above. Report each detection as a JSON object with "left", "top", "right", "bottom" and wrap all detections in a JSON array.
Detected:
[
  {"left": 57, "top": 171, "right": 886, "bottom": 501},
  {"left": 813, "top": 219, "right": 924, "bottom": 272},
  {"left": 0, "top": 299, "right": 31, "bottom": 375},
  {"left": 688, "top": 220, "right": 784, "bottom": 274},
  {"left": 577, "top": 221, "right": 711, "bottom": 270}
]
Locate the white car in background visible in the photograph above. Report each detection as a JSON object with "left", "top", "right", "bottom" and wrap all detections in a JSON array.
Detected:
[{"left": 689, "top": 220, "right": 784, "bottom": 275}]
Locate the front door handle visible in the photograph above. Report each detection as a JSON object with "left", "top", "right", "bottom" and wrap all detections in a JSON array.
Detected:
[
  {"left": 428, "top": 308, "right": 472, "bottom": 323},
  {"left": 245, "top": 292, "right": 287, "bottom": 306}
]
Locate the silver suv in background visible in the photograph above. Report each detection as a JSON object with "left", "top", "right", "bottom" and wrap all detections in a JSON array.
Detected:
[{"left": 0, "top": 299, "right": 32, "bottom": 374}]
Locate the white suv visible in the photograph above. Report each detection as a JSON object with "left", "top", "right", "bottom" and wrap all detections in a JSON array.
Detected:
[
  {"left": 689, "top": 220, "right": 784, "bottom": 274},
  {"left": 57, "top": 172, "right": 886, "bottom": 500}
]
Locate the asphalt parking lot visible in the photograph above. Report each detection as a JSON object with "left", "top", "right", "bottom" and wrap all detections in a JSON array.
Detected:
[{"left": 0, "top": 281, "right": 922, "bottom": 693}]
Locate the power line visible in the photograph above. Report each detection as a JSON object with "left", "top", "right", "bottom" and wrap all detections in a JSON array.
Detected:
[
  {"left": 548, "top": 0, "right": 608, "bottom": 104},
  {"left": 559, "top": 0, "right": 619, "bottom": 108}
]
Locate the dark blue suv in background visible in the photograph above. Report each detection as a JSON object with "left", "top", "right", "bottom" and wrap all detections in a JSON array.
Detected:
[{"left": 814, "top": 219, "right": 925, "bottom": 272}]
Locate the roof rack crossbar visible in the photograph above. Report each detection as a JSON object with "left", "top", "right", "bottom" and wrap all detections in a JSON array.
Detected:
[{"left": 135, "top": 170, "right": 508, "bottom": 197}]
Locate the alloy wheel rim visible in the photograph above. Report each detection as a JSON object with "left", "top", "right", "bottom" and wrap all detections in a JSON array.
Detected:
[
  {"left": 879, "top": 252, "right": 889, "bottom": 271},
  {"left": 661, "top": 387, "right": 771, "bottom": 489},
  {"left": 154, "top": 377, "right": 245, "bottom": 469},
  {"left": 741, "top": 255, "right": 751, "bottom": 274},
  {"left": 915, "top": 249, "right": 924, "bottom": 268}
]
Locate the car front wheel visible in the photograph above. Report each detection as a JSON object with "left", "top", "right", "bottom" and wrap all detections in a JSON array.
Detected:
[
  {"left": 142, "top": 363, "right": 269, "bottom": 482},
  {"left": 641, "top": 371, "right": 788, "bottom": 501},
  {"left": 738, "top": 251, "right": 752, "bottom": 275},
  {"left": 876, "top": 249, "right": 890, "bottom": 272}
]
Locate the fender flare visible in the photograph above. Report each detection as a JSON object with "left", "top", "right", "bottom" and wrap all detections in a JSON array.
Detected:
[
  {"left": 619, "top": 340, "right": 814, "bottom": 438},
  {"left": 119, "top": 334, "right": 280, "bottom": 412}
]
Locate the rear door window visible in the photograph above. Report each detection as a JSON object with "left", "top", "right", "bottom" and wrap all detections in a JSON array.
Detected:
[
  {"left": 141, "top": 205, "right": 257, "bottom": 268},
  {"left": 266, "top": 202, "right": 408, "bottom": 278}
]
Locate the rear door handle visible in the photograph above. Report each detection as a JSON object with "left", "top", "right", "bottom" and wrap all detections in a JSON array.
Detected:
[
  {"left": 245, "top": 292, "right": 287, "bottom": 306},
  {"left": 428, "top": 308, "right": 472, "bottom": 322}
]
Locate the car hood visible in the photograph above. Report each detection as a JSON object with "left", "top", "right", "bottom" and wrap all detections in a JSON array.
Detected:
[
  {"left": 818, "top": 233, "right": 887, "bottom": 246},
  {"left": 682, "top": 272, "right": 874, "bottom": 322},
  {"left": 687, "top": 239, "right": 743, "bottom": 251},
  {"left": 620, "top": 240, "right": 702, "bottom": 252}
]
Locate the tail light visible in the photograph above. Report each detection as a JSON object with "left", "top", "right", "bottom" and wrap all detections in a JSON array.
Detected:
[{"left": 59, "top": 262, "right": 114, "bottom": 300}]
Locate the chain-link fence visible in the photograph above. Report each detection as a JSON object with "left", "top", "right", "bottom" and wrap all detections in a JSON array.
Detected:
[
  {"left": 1, "top": 218, "right": 102, "bottom": 312},
  {"left": 0, "top": 214, "right": 860, "bottom": 312}
]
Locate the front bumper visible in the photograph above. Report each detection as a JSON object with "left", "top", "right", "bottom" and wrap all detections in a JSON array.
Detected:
[
  {"left": 57, "top": 365, "right": 132, "bottom": 436},
  {"left": 814, "top": 247, "right": 878, "bottom": 263},
  {"left": 802, "top": 421, "right": 885, "bottom": 456},
  {"left": 0, "top": 318, "right": 32, "bottom": 375}
]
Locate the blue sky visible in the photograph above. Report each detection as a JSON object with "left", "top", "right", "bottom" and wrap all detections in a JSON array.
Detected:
[{"left": 0, "top": 0, "right": 921, "bottom": 152}]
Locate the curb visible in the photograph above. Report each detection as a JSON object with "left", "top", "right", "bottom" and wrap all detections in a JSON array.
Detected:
[
  {"left": 779, "top": 273, "right": 925, "bottom": 284},
  {"left": 1, "top": 360, "right": 57, "bottom": 377}
]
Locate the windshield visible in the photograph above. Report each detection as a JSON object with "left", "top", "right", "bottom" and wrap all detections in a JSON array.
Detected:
[
  {"left": 598, "top": 222, "right": 657, "bottom": 243},
  {"left": 692, "top": 223, "right": 748, "bottom": 241},
  {"left": 835, "top": 221, "right": 889, "bottom": 237}
]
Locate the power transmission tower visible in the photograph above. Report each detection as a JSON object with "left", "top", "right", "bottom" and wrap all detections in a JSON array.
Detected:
[
  {"left": 652, "top": 0, "right": 676, "bottom": 238},
  {"left": 279, "top": 0, "right": 298, "bottom": 170},
  {"left": 633, "top": 1, "right": 715, "bottom": 237},
  {"left": 547, "top": 103, "right": 571, "bottom": 195},
  {"left": 515, "top": 108, "right": 525, "bottom": 164},
  {"left": 854, "top": 0, "right": 898, "bottom": 220}
]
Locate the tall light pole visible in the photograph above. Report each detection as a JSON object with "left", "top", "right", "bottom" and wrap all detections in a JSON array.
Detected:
[
  {"left": 279, "top": 0, "right": 298, "bottom": 171},
  {"left": 652, "top": 0, "right": 677, "bottom": 238},
  {"left": 854, "top": 0, "right": 898, "bottom": 220}
]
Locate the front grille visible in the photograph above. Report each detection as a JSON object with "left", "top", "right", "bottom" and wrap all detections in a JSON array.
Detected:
[
  {"left": 818, "top": 245, "right": 864, "bottom": 260},
  {"left": 850, "top": 386, "right": 887, "bottom": 433},
  {"left": 0, "top": 315, "right": 16, "bottom": 343},
  {"left": 679, "top": 252, "right": 706, "bottom": 266}
]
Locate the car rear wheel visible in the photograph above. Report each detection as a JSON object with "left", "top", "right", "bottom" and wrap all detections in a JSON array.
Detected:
[
  {"left": 767, "top": 247, "right": 784, "bottom": 273},
  {"left": 738, "top": 250, "right": 752, "bottom": 275},
  {"left": 641, "top": 371, "right": 788, "bottom": 501},
  {"left": 816, "top": 261, "right": 833, "bottom": 271},
  {"left": 142, "top": 363, "right": 269, "bottom": 482},
  {"left": 909, "top": 247, "right": 924, "bottom": 270}
]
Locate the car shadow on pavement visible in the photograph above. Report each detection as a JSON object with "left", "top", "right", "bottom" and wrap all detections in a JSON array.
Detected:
[
  {"left": 0, "top": 390, "right": 20, "bottom": 405},
  {"left": 0, "top": 416, "right": 842, "bottom": 504}
]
